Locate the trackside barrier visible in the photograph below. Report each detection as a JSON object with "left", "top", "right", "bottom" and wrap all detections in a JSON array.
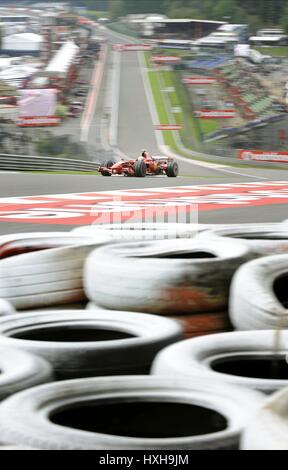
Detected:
[{"left": 0, "top": 154, "right": 100, "bottom": 172}]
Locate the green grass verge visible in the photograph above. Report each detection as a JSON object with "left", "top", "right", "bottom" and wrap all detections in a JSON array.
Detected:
[
  {"left": 145, "top": 51, "right": 203, "bottom": 153},
  {"left": 86, "top": 10, "right": 110, "bottom": 19},
  {"left": 255, "top": 46, "right": 288, "bottom": 57},
  {"left": 108, "top": 22, "right": 140, "bottom": 39},
  {"left": 200, "top": 119, "right": 221, "bottom": 135}
]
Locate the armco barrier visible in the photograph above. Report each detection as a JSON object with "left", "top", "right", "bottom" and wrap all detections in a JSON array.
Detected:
[{"left": 0, "top": 154, "right": 100, "bottom": 172}]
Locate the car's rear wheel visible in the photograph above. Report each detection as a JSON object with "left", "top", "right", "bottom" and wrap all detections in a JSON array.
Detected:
[
  {"left": 166, "top": 161, "right": 179, "bottom": 177},
  {"left": 134, "top": 160, "right": 146, "bottom": 177},
  {"left": 101, "top": 160, "right": 115, "bottom": 177}
]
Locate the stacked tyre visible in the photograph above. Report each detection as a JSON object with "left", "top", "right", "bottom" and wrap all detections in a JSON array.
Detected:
[{"left": 0, "top": 242, "right": 109, "bottom": 310}]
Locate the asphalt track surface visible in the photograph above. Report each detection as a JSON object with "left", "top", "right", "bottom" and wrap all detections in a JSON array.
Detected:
[{"left": 0, "top": 27, "right": 288, "bottom": 235}]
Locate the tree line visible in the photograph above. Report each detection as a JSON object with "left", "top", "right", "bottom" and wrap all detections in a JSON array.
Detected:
[{"left": 107, "top": 0, "right": 288, "bottom": 33}]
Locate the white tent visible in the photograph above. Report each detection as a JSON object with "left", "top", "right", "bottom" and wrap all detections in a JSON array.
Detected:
[
  {"left": 45, "top": 41, "right": 79, "bottom": 77},
  {"left": 2, "top": 33, "right": 43, "bottom": 52}
]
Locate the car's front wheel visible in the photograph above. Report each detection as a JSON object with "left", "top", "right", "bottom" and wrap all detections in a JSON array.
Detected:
[
  {"left": 100, "top": 159, "right": 115, "bottom": 176},
  {"left": 134, "top": 160, "right": 146, "bottom": 177}
]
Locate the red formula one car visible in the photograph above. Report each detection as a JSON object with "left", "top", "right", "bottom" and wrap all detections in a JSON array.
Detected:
[{"left": 99, "top": 150, "right": 179, "bottom": 177}]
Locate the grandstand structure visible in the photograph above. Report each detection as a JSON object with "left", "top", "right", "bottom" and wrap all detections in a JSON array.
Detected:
[{"left": 216, "top": 61, "right": 281, "bottom": 121}]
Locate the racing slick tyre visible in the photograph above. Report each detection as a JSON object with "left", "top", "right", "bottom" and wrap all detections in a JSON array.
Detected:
[
  {"left": 0, "top": 241, "right": 110, "bottom": 310},
  {"left": 230, "top": 254, "right": 288, "bottom": 330},
  {"left": 199, "top": 224, "right": 288, "bottom": 257},
  {"left": 0, "top": 311, "right": 183, "bottom": 379},
  {"left": 152, "top": 330, "right": 288, "bottom": 394},
  {"left": 166, "top": 161, "right": 179, "bottom": 177},
  {"left": 0, "top": 346, "right": 53, "bottom": 402},
  {"left": 134, "top": 160, "right": 146, "bottom": 177},
  {"left": 0, "top": 376, "right": 264, "bottom": 450},
  {"left": 101, "top": 160, "right": 115, "bottom": 176},
  {"left": 84, "top": 238, "right": 250, "bottom": 315},
  {"left": 241, "top": 387, "right": 288, "bottom": 450}
]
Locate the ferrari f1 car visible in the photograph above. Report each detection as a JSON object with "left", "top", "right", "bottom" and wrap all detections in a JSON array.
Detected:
[{"left": 99, "top": 152, "right": 179, "bottom": 177}]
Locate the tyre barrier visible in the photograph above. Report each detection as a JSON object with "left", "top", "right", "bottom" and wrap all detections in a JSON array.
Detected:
[
  {"left": 84, "top": 238, "right": 250, "bottom": 315},
  {"left": 152, "top": 330, "right": 288, "bottom": 394},
  {"left": 0, "top": 232, "right": 108, "bottom": 259},
  {"left": 0, "top": 445, "right": 35, "bottom": 450},
  {"left": 230, "top": 254, "right": 288, "bottom": 330},
  {"left": 0, "top": 311, "right": 183, "bottom": 379},
  {"left": 0, "top": 242, "right": 110, "bottom": 310},
  {"left": 173, "top": 311, "right": 233, "bottom": 339},
  {"left": 0, "top": 299, "right": 15, "bottom": 316},
  {"left": 72, "top": 223, "right": 224, "bottom": 241},
  {"left": 199, "top": 224, "right": 288, "bottom": 257},
  {"left": 0, "top": 376, "right": 264, "bottom": 450},
  {"left": 86, "top": 303, "right": 232, "bottom": 338},
  {"left": 241, "top": 387, "right": 288, "bottom": 450},
  {"left": 0, "top": 346, "right": 53, "bottom": 402},
  {"left": 86, "top": 301, "right": 109, "bottom": 311}
]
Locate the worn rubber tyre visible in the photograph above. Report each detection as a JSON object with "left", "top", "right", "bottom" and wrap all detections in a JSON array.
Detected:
[
  {"left": 241, "top": 387, "right": 288, "bottom": 450},
  {"left": 0, "top": 232, "right": 99, "bottom": 259},
  {"left": 230, "top": 254, "right": 288, "bottom": 330},
  {"left": 171, "top": 311, "right": 233, "bottom": 339},
  {"left": 0, "top": 299, "right": 15, "bottom": 316},
  {"left": 72, "top": 223, "right": 214, "bottom": 241},
  {"left": 152, "top": 330, "right": 288, "bottom": 394},
  {"left": 200, "top": 224, "right": 288, "bottom": 257},
  {"left": 166, "top": 161, "right": 179, "bottom": 177},
  {"left": 134, "top": 160, "right": 146, "bottom": 177},
  {"left": 0, "top": 346, "right": 53, "bottom": 401},
  {"left": 0, "top": 241, "right": 109, "bottom": 310},
  {"left": 0, "top": 376, "right": 263, "bottom": 450},
  {"left": 0, "top": 310, "right": 183, "bottom": 379},
  {"left": 84, "top": 238, "right": 250, "bottom": 314}
]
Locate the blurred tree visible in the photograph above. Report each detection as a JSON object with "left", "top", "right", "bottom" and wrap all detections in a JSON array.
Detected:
[
  {"left": 109, "top": 0, "right": 126, "bottom": 19},
  {"left": 281, "top": 3, "right": 288, "bottom": 33}
]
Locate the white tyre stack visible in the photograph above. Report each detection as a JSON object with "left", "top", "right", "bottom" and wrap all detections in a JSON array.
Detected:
[
  {"left": 72, "top": 223, "right": 216, "bottom": 241},
  {"left": 0, "top": 376, "right": 264, "bottom": 450},
  {"left": 0, "top": 310, "right": 183, "bottom": 379},
  {"left": 230, "top": 254, "right": 288, "bottom": 330},
  {"left": 0, "top": 299, "right": 15, "bottom": 316},
  {"left": 0, "top": 346, "right": 53, "bottom": 402},
  {"left": 0, "top": 232, "right": 106, "bottom": 258},
  {"left": 199, "top": 224, "right": 288, "bottom": 257},
  {"left": 0, "top": 241, "right": 110, "bottom": 310},
  {"left": 152, "top": 330, "right": 288, "bottom": 394},
  {"left": 84, "top": 238, "right": 250, "bottom": 314},
  {"left": 241, "top": 387, "right": 288, "bottom": 450}
]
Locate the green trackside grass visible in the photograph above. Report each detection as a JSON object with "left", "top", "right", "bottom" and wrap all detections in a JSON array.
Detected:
[
  {"left": 86, "top": 11, "right": 110, "bottom": 19},
  {"left": 255, "top": 46, "right": 288, "bottom": 57},
  {"left": 148, "top": 70, "right": 176, "bottom": 150},
  {"left": 145, "top": 51, "right": 203, "bottom": 152},
  {"left": 151, "top": 48, "right": 195, "bottom": 58},
  {"left": 200, "top": 119, "right": 221, "bottom": 134}
]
